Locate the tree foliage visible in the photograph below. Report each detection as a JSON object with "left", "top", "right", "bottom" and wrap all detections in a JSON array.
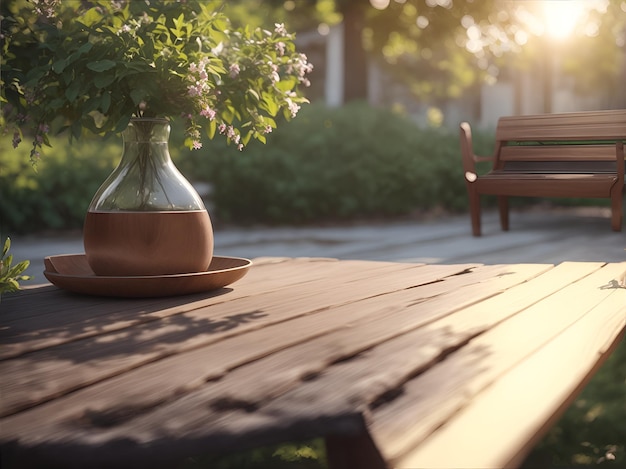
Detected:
[{"left": 226, "top": 0, "right": 625, "bottom": 106}]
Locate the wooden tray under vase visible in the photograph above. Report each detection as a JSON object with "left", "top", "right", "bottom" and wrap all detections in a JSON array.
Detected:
[{"left": 44, "top": 254, "right": 252, "bottom": 298}]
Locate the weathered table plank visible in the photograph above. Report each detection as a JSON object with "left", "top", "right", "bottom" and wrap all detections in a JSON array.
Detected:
[
  {"left": 370, "top": 262, "right": 626, "bottom": 466},
  {"left": 1, "top": 261, "right": 476, "bottom": 416},
  {"left": 1, "top": 262, "right": 550, "bottom": 457},
  {"left": 0, "top": 260, "right": 482, "bottom": 418},
  {"left": 397, "top": 280, "right": 625, "bottom": 468},
  {"left": 1, "top": 258, "right": 419, "bottom": 358}
]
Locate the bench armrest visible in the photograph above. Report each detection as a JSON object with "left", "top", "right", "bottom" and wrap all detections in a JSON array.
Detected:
[{"left": 460, "top": 122, "right": 493, "bottom": 182}]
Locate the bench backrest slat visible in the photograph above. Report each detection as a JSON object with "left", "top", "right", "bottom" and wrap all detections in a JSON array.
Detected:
[
  {"left": 496, "top": 110, "right": 626, "bottom": 142},
  {"left": 500, "top": 144, "right": 618, "bottom": 162},
  {"left": 501, "top": 161, "right": 617, "bottom": 174},
  {"left": 492, "top": 110, "right": 626, "bottom": 171}
]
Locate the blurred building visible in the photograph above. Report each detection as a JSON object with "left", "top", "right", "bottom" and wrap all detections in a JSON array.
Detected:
[{"left": 297, "top": 23, "right": 626, "bottom": 130}]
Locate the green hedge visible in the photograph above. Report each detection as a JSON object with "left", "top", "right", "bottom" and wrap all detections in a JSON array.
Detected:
[
  {"left": 1, "top": 102, "right": 489, "bottom": 233},
  {"left": 177, "top": 101, "right": 482, "bottom": 225},
  {"left": 0, "top": 134, "right": 119, "bottom": 234}
]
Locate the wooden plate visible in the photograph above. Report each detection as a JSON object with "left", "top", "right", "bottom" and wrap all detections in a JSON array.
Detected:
[{"left": 43, "top": 254, "right": 252, "bottom": 298}]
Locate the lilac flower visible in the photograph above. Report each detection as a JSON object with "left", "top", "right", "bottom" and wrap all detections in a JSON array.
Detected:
[
  {"left": 269, "top": 63, "right": 280, "bottom": 83},
  {"left": 229, "top": 63, "right": 240, "bottom": 78},
  {"left": 12, "top": 132, "right": 21, "bottom": 149},
  {"left": 226, "top": 125, "right": 239, "bottom": 143},
  {"left": 187, "top": 85, "right": 198, "bottom": 97},
  {"left": 200, "top": 106, "right": 216, "bottom": 120},
  {"left": 192, "top": 141, "right": 202, "bottom": 150},
  {"left": 286, "top": 98, "right": 301, "bottom": 118},
  {"left": 33, "top": 0, "right": 59, "bottom": 19},
  {"left": 188, "top": 127, "right": 201, "bottom": 140},
  {"left": 275, "top": 23, "right": 288, "bottom": 36}
]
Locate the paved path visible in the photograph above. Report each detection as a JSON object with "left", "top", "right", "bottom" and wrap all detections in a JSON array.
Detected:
[{"left": 9, "top": 207, "right": 626, "bottom": 286}]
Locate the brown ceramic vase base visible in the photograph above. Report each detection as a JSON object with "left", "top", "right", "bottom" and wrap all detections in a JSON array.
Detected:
[
  {"left": 43, "top": 254, "right": 251, "bottom": 298},
  {"left": 83, "top": 210, "right": 214, "bottom": 276}
]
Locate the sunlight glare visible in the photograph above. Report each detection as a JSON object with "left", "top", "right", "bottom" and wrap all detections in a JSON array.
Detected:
[
  {"left": 370, "top": 0, "right": 390, "bottom": 10},
  {"left": 542, "top": 0, "right": 585, "bottom": 39}
]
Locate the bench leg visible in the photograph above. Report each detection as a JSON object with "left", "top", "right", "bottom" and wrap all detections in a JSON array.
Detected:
[
  {"left": 498, "top": 196, "right": 509, "bottom": 231},
  {"left": 468, "top": 189, "right": 481, "bottom": 236},
  {"left": 610, "top": 188, "right": 623, "bottom": 232}
]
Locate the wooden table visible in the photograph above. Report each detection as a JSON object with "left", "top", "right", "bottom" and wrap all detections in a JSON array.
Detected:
[{"left": 2, "top": 257, "right": 625, "bottom": 469}]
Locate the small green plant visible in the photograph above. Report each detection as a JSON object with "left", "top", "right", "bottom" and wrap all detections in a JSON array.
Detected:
[{"left": 0, "top": 237, "right": 31, "bottom": 298}]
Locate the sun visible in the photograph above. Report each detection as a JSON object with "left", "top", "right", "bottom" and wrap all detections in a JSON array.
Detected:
[{"left": 541, "top": 0, "right": 585, "bottom": 39}]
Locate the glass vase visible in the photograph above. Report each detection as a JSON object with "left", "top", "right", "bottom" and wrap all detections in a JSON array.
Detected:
[{"left": 83, "top": 118, "right": 214, "bottom": 276}]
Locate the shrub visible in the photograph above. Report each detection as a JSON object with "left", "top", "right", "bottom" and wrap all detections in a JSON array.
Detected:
[
  {"left": 177, "top": 101, "right": 481, "bottom": 225},
  {"left": 0, "top": 134, "right": 118, "bottom": 234}
]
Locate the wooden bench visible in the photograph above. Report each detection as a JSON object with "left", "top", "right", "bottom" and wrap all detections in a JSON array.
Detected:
[{"left": 460, "top": 109, "right": 626, "bottom": 236}]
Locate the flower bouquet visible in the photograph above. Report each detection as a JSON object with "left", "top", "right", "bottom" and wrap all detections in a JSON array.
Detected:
[{"left": 1, "top": 0, "right": 312, "bottom": 161}]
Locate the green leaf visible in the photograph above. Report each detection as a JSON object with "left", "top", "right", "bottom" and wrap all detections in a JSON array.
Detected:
[
  {"left": 261, "top": 92, "right": 279, "bottom": 116},
  {"left": 114, "top": 115, "right": 131, "bottom": 133},
  {"left": 275, "top": 77, "right": 298, "bottom": 92},
  {"left": 247, "top": 89, "right": 260, "bottom": 102},
  {"left": 7, "top": 260, "right": 30, "bottom": 278},
  {"left": 1, "top": 256, "right": 11, "bottom": 275},
  {"left": 86, "top": 60, "right": 116, "bottom": 72},
  {"left": 84, "top": 96, "right": 102, "bottom": 113},
  {"left": 222, "top": 106, "right": 235, "bottom": 124},
  {"left": 76, "top": 42, "right": 94, "bottom": 56},
  {"left": 4, "top": 279, "right": 19, "bottom": 292},
  {"left": 81, "top": 7, "right": 104, "bottom": 26},
  {"left": 52, "top": 59, "right": 69, "bottom": 74},
  {"left": 130, "top": 88, "right": 146, "bottom": 105},
  {"left": 101, "top": 92, "right": 111, "bottom": 113},
  {"left": 64, "top": 43, "right": 94, "bottom": 69},
  {"left": 241, "top": 130, "right": 253, "bottom": 146},
  {"left": 49, "top": 98, "right": 65, "bottom": 110},
  {"left": 207, "top": 119, "right": 217, "bottom": 139},
  {"left": 71, "top": 120, "right": 82, "bottom": 140},
  {"left": 94, "top": 73, "right": 116, "bottom": 89},
  {"left": 65, "top": 80, "right": 81, "bottom": 102}
]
